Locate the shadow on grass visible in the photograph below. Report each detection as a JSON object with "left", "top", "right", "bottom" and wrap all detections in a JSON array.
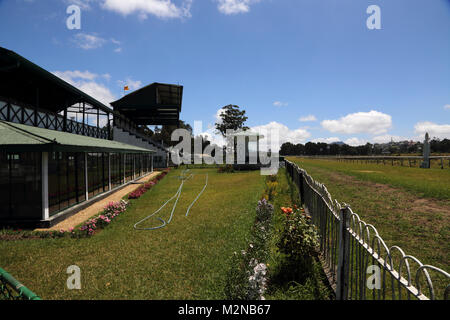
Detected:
[{"left": 267, "top": 252, "right": 334, "bottom": 300}]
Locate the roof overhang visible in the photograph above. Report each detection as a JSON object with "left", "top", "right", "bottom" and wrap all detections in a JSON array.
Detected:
[
  {"left": 111, "top": 83, "right": 182, "bottom": 126},
  {"left": 0, "top": 47, "right": 112, "bottom": 115}
]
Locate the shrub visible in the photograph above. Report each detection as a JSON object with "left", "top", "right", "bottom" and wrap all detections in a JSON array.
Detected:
[
  {"left": 225, "top": 245, "right": 269, "bottom": 301},
  {"left": 128, "top": 186, "right": 146, "bottom": 199},
  {"left": 218, "top": 165, "right": 234, "bottom": 173},
  {"left": 278, "top": 206, "right": 319, "bottom": 276},
  {"left": 263, "top": 181, "right": 278, "bottom": 202},
  {"left": 256, "top": 198, "right": 274, "bottom": 224}
]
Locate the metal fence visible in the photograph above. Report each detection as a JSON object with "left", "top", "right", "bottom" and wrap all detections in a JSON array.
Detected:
[
  {"left": 285, "top": 160, "right": 450, "bottom": 300},
  {"left": 0, "top": 267, "right": 41, "bottom": 300},
  {"left": 289, "top": 155, "right": 450, "bottom": 169}
]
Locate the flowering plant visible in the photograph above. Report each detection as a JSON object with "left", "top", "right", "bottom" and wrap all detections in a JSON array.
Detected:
[
  {"left": 278, "top": 205, "right": 318, "bottom": 263},
  {"left": 248, "top": 258, "right": 268, "bottom": 300},
  {"left": 79, "top": 200, "right": 129, "bottom": 236},
  {"left": 128, "top": 171, "right": 168, "bottom": 200}
]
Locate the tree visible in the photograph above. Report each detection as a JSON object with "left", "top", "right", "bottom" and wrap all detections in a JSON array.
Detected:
[{"left": 215, "top": 105, "right": 249, "bottom": 137}]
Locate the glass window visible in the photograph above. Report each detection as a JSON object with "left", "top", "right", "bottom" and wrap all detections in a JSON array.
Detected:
[
  {"left": 0, "top": 152, "right": 10, "bottom": 219},
  {"left": 125, "top": 154, "right": 133, "bottom": 182},
  {"left": 103, "top": 153, "right": 108, "bottom": 192},
  {"left": 88, "top": 153, "right": 97, "bottom": 198},
  {"left": 111, "top": 153, "right": 122, "bottom": 189},
  {"left": 68, "top": 154, "right": 77, "bottom": 207},
  {"left": 8, "top": 152, "right": 42, "bottom": 219},
  {"left": 58, "top": 152, "right": 69, "bottom": 211}
]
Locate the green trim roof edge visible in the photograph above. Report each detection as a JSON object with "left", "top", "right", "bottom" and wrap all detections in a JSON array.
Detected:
[{"left": 0, "top": 120, "right": 155, "bottom": 154}]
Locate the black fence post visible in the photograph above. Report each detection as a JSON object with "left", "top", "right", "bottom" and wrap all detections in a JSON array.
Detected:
[
  {"left": 336, "top": 206, "right": 350, "bottom": 300},
  {"left": 298, "top": 170, "right": 305, "bottom": 206}
]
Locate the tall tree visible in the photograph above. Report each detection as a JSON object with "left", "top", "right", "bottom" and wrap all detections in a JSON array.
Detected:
[{"left": 215, "top": 104, "right": 249, "bottom": 137}]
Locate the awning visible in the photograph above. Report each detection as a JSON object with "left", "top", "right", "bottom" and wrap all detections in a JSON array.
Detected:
[
  {"left": 0, "top": 121, "right": 155, "bottom": 154},
  {"left": 111, "top": 83, "right": 182, "bottom": 125}
]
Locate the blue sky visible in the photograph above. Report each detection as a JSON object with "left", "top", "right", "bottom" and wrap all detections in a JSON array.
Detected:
[{"left": 0, "top": 0, "right": 449, "bottom": 148}]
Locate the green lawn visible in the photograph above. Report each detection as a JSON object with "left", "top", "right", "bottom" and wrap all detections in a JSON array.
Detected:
[
  {"left": 0, "top": 168, "right": 265, "bottom": 300},
  {"left": 288, "top": 157, "right": 450, "bottom": 200},
  {"left": 286, "top": 157, "right": 450, "bottom": 283}
]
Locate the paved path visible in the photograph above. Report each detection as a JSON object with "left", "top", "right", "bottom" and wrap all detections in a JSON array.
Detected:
[{"left": 35, "top": 172, "right": 160, "bottom": 231}]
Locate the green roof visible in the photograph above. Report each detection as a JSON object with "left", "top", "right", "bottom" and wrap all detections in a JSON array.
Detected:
[{"left": 0, "top": 121, "right": 155, "bottom": 154}]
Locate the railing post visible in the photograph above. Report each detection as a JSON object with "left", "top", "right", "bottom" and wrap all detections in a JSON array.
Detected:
[
  {"left": 337, "top": 206, "right": 350, "bottom": 300},
  {"left": 298, "top": 169, "right": 305, "bottom": 206}
]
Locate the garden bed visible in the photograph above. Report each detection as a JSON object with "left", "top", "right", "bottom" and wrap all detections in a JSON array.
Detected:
[{"left": 224, "top": 168, "right": 334, "bottom": 300}]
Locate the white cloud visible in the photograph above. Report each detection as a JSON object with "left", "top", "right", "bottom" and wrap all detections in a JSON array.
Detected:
[
  {"left": 273, "top": 101, "right": 288, "bottom": 107},
  {"left": 199, "top": 119, "right": 311, "bottom": 152},
  {"left": 250, "top": 122, "right": 311, "bottom": 151},
  {"left": 216, "top": 0, "right": 261, "bottom": 15},
  {"left": 72, "top": 33, "right": 107, "bottom": 50},
  {"left": 102, "top": 73, "right": 112, "bottom": 81},
  {"left": 101, "top": 0, "right": 192, "bottom": 19},
  {"left": 64, "top": 0, "right": 94, "bottom": 10},
  {"left": 414, "top": 121, "right": 450, "bottom": 140},
  {"left": 372, "top": 134, "right": 409, "bottom": 144},
  {"left": 198, "top": 130, "right": 226, "bottom": 148},
  {"left": 215, "top": 108, "right": 225, "bottom": 124},
  {"left": 53, "top": 70, "right": 116, "bottom": 107},
  {"left": 53, "top": 70, "right": 98, "bottom": 81},
  {"left": 321, "top": 110, "right": 392, "bottom": 135},
  {"left": 117, "top": 78, "right": 142, "bottom": 91},
  {"left": 344, "top": 137, "right": 368, "bottom": 147},
  {"left": 299, "top": 115, "right": 317, "bottom": 122},
  {"left": 311, "top": 137, "right": 341, "bottom": 144},
  {"left": 72, "top": 33, "right": 124, "bottom": 51},
  {"left": 110, "top": 38, "right": 121, "bottom": 45},
  {"left": 444, "top": 104, "right": 450, "bottom": 110}
]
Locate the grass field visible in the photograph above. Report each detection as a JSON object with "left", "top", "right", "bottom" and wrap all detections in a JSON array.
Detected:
[
  {"left": 0, "top": 168, "right": 265, "bottom": 300},
  {"left": 287, "top": 157, "right": 450, "bottom": 274}
]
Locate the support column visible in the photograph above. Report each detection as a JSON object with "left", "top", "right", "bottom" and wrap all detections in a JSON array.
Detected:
[
  {"left": 151, "top": 155, "right": 154, "bottom": 173},
  {"left": 123, "top": 154, "right": 126, "bottom": 183},
  {"left": 41, "top": 152, "right": 49, "bottom": 221},
  {"left": 34, "top": 88, "right": 39, "bottom": 126},
  {"left": 85, "top": 153, "right": 89, "bottom": 200},
  {"left": 108, "top": 153, "right": 112, "bottom": 191},
  {"left": 82, "top": 102, "right": 85, "bottom": 135},
  {"left": 133, "top": 154, "right": 136, "bottom": 180}
]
